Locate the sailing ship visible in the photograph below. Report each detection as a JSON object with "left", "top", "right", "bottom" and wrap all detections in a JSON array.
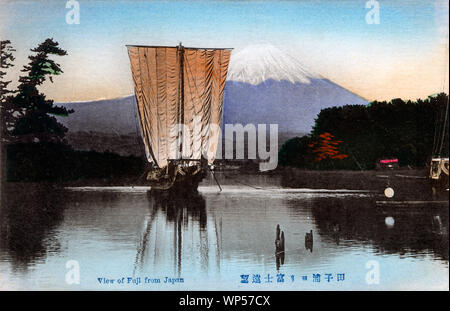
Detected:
[{"left": 127, "top": 43, "right": 232, "bottom": 193}]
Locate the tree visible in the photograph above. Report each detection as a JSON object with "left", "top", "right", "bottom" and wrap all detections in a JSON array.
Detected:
[
  {"left": 1, "top": 40, "right": 16, "bottom": 190},
  {"left": 0, "top": 40, "right": 16, "bottom": 141},
  {"left": 278, "top": 135, "right": 314, "bottom": 168},
  {"left": 9, "top": 38, "right": 73, "bottom": 144},
  {"left": 308, "top": 132, "right": 349, "bottom": 162}
]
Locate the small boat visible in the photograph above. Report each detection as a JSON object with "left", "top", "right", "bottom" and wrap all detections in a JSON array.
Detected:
[{"left": 127, "top": 43, "right": 232, "bottom": 193}]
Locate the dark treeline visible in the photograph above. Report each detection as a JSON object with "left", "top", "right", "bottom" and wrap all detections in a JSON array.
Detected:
[
  {"left": 279, "top": 93, "right": 449, "bottom": 170},
  {"left": 6, "top": 143, "right": 144, "bottom": 182}
]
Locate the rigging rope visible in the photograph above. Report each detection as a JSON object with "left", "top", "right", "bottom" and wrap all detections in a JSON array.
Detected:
[
  {"left": 132, "top": 94, "right": 146, "bottom": 161},
  {"left": 220, "top": 172, "right": 263, "bottom": 190},
  {"left": 437, "top": 97, "right": 449, "bottom": 156},
  {"left": 432, "top": 102, "right": 440, "bottom": 155}
]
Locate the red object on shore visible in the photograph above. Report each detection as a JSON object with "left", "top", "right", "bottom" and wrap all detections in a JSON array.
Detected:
[{"left": 380, "top": 159, "right": 398, "bottom": 164}]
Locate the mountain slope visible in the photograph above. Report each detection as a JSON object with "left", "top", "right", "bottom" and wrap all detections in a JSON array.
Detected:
[
  {"left": 224, "top": 78, "right": 367, "bottom": 133},
  {"left": 57, "top": 96, "right": 138, "bottom": 134},
  {"left": 223, "top": 44, "right": 368, "bottom": 133}
]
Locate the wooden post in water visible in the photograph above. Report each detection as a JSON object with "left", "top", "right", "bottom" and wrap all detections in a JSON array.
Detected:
[
  {"left": 305, "top": 229, "right": 313, "bottom": 252},
  {"left": 275, "top": 224, "right": 285, "bottom": 253},
  {"left": 275, "top": 224, "right": 285, "bottom": 270}
]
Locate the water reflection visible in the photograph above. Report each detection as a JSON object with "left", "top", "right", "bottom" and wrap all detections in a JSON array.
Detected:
[
  {"left": 0, "top": 178, "right": 447, "bottom": 290},
  {"left": 310, "top": 197, "right": 449, "bottom": 261},
  {"left": 0, "top": 185, "right": 66, "bottom": 270},
  {"left": 275, "top": 250, "right": 285, "bottom": 271},
  {"left": 133, "top": 191, "right": 222, "bottom": 278}
]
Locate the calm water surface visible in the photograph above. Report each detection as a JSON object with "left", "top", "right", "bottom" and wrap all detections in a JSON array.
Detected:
[{"left": 0, "top": 173, "right": 448, "bottom": 290}]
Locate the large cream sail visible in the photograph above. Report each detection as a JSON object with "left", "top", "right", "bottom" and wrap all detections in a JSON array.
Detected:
[{"left": 127, "top": 45, "right": 231, "bottom": 168}]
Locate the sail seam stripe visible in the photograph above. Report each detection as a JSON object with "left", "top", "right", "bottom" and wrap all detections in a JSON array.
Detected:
[
  {"left": 140, "top": 48, "right": 158, "bottom": 164},
  {"left": 135, "top": 48, "right": 152, "bottom": 162},
  {"left": 128, "top": 48, "right": 148, "bottom": 162}
]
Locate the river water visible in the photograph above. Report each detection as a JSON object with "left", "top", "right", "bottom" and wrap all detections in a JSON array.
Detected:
[{"left": 0, "top": 173, "right": 448, "bottom": 290}]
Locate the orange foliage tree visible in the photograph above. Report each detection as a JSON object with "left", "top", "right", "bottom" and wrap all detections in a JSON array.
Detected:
[{"left": 308, "top": 132, "right": 349, "bottom": 162}]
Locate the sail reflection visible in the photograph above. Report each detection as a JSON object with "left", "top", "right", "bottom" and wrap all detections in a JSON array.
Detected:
[{"left": 133, "top": 192, "right": 222, "bottom": 277}]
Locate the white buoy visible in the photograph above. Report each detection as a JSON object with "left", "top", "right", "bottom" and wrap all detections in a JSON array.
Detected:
[
  {"left": 385, "top": 216, "right": 395, "bottom": 227},
  {"left": 384, "top": 187, "right": 394, "bottom": 198}
]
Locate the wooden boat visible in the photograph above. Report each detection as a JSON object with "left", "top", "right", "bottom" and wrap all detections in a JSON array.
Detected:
[{"left": 127, "top": 43, "right": 232, "bottom": 193}]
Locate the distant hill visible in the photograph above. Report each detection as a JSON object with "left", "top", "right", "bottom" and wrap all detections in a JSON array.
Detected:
[
  {"left": 64, "top": 131, "right": 143, "bottom": 157},
  {"left": 57, "top": 96, "right": 138, "bottom": 135}
]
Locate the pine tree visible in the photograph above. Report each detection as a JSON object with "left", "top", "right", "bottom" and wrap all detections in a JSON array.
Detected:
[
  {"left": 0, "top": 40, "right": 16, "bottom": 142},
  {"left": 9, "top": 38, "right": 73, "bottom": 143}
]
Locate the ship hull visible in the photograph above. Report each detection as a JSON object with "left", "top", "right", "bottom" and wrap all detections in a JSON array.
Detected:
[
  {"left": 145, "top": 161, "right": 207, "bottom": 195},
  {"left": 428, "top": 158, "right": 449, "bottom": 197},
  {"left": 150, "top": 169, "right": 206, "bottom": 195}
]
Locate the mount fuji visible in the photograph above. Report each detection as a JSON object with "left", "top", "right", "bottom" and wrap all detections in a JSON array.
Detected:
[
  {"left": 56, "top": 44, "right": 368, "bottom": 155},
  {"left": 223, "top": 44, "right": 368, "bottom": 134}
]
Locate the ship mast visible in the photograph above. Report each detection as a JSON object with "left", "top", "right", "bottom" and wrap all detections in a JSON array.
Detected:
[{"left": 178, "top": 42, "right": 185, "bottom": 158}]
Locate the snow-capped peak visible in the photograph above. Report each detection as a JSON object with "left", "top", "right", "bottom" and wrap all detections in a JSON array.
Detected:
[{"left": 227, "top": 44, "right": 320, "bottom": 85}]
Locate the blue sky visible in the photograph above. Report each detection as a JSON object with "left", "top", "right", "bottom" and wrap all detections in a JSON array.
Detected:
[{"left": 1, "top": 0, "right": 448, "bottom": 101}]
